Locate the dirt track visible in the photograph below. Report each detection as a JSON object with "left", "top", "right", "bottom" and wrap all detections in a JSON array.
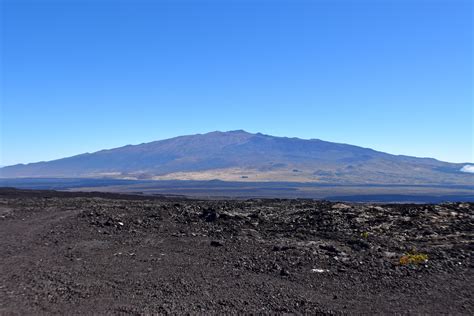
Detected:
[{"left": 0, "top": 189, "right": 473, "bottom": 314}]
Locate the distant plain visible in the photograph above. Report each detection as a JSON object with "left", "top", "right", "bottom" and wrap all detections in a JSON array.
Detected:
[{"left": 1, "top": 178, "right": 472, "bottom": 203}]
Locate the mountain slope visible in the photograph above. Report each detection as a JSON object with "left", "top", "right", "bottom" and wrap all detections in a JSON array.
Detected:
[{"left": 1, "top": 130, "right": 472, "bottom": 184}]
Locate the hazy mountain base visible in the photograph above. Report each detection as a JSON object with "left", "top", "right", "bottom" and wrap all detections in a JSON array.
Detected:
[
  {"left": 70, "top": 184, "right": 474, "bottom": 203},
  {"left": 0, "top": 189, "right": 472, "bottom": 314},
  {"left": 144, "top": 166, "right": 473, "bottom": 185},
  {"left": 1, "top": 178, "right": 473, "bottom": 203}
]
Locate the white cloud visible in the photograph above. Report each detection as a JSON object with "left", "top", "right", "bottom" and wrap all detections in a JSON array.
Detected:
[{"left": 460, "top": 165, "right": 474, "bottom": 173}]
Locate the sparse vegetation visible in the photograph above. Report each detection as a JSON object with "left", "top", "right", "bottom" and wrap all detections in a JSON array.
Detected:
[{"left": 399, "top": 249, "right": 428, "bottom": 265}]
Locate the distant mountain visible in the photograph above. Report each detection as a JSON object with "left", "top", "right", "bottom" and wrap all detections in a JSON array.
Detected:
[{"left": 1, "top": 130, "right": 473, "bottom": 185}]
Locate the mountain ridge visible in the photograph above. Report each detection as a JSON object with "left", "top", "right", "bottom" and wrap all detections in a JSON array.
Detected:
[{"left": 1, "top": 130, "right": 472, "bottom": 185}]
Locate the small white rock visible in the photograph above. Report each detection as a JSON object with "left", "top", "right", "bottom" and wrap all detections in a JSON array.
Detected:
[
  {"left": 311, "top": 268, "right": 329, "bottom": 273},
  {"left": 332, "top": 203, "right": 350, "bottom": 209}
]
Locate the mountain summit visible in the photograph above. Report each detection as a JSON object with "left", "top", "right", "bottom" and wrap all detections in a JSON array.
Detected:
[{"left": 1, "top": 130, "right": 472, "bottom": 184}]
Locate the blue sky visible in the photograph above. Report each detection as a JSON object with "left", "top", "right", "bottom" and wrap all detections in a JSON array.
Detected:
[{"left": 1, "top": 0, "right": 472, "bottom": 165}]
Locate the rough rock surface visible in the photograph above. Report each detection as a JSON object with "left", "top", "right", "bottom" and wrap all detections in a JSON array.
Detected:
[{"left": 0, "top": 189, "right": 473, "bottom": 314}]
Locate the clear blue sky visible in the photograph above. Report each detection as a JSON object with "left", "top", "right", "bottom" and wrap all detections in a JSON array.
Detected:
[{"left": 1, "top": 0, "right": 472, "bottom": 166}]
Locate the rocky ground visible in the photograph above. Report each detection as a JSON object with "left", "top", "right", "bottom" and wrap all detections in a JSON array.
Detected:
[{"left": 0, "top": 188, "right": 473, "bottom": 314}]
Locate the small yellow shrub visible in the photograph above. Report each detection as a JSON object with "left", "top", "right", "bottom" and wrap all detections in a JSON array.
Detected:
[
  {"left": 399, "top": 250, "right": 428, "bottom": 265},
  {"left": 360, "top": 232, "right": 369, "bottom": 238}
]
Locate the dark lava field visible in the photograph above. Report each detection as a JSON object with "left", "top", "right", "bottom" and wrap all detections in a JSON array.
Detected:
[{"left": 0, "top": 189, "right": 473, "bottom": 314}]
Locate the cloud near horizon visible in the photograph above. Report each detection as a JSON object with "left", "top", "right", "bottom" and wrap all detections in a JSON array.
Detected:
[{"left": 460, "top": 165, "right": 474, "bottom": 173}]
